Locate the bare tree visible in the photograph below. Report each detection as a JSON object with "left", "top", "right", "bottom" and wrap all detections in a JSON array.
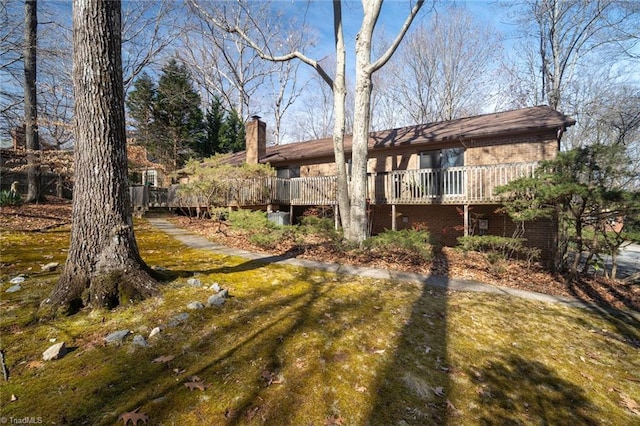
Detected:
[
  {"left": 0, "top": 1, "right": 24, "bottom": 135},
  {"left": 509, "top": 0, "right": 639, "bottom": 110},
  {"left": 378, "top": 6, "right": 501, "bottom": 125},
  {"left": 23, "top": 0, "right": 41, "bottom": 202},
  {"left": 180, "top": 2, "right": 276, "bottom": 118},
  {"left": 348, "top": 0, "right": 425, "bottom": 243},
  {"left": 190, "top": 0, "right": 425, "bottom": 243},
  {"left": 44, "top": 0, "right": 158, "bottom": 313},
  {"left": 121, "top": 0, "right": 181, "bottom": 91},
  {"left": 188, "top": 0, "right": 353, "bottom": 237}
]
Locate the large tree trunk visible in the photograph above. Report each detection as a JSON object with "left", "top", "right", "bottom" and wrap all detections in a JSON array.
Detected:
[
  {"left": 24, "top": 0, "right": 41, "bottom": 203},
  {"left": 332, "top": 0, "right": 351, "bottom": 234},
  {"left": 44, "top": 0, "right": 158, "bottom": 313},
  {"left": 346, "top": 0, "right": 380, "bottom": 244}
]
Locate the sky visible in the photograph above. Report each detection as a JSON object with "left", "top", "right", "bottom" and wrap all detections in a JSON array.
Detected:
[{"left": 271, "top": 0, "right": 514, "bottom": 69}]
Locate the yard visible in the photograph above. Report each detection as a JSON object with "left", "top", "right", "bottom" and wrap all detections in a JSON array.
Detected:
[{"left": 0, "top": 201, "right": 639, "bottom": 425}]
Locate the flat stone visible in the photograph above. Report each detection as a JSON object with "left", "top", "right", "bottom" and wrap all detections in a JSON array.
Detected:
[
  {"left": 187, "top": 278, "right": 202, "bottom": 287},
  {"left": 41, "top": 262, "right": 59, "bottom": 272},
  {"left": 149, "top": 327, "right": 161, "bottom": 338},
  {"left": 131, "top": 335, "right": 148, "bottom": 347},
  {"left": 210, "top": 283, "right": 221, "bottom": 292},
  {"left": 187, "top": 301, "right": 204, "bottom": 310},
  {"left": 9, "top": 276, "right": 25, "bottom": 284},
  {"left": 5, "top": 284, "right": 21, "bottom": 293},
  {"left": 104, "top": 330, "right": 131, "bottom": 344},
  {"left": 43, "top": 342, "right": 66, "bottom": 361},
  {"left": 168, "top": 312, "right": 189, "bottom": 327},
  {"left": 207, "top": 294, "right": 226, "bottom": 307}
]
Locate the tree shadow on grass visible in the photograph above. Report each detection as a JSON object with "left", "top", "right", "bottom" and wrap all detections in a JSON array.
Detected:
[
  {"left": 468, "top": 354, "right": 599, "bottom": 425},
  {"left": 366, "top": 245, "right": 451, "bottom": 425}
]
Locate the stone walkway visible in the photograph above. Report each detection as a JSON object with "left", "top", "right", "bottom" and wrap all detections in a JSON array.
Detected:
[{"left": 147, "top": 218, "right": 639, "bottom": 319}]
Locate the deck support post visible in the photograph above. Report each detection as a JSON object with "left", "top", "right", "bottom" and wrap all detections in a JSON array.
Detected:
[
  {"left": 334, "top": 203, "right": 339, "bottom": 230},
  {"left": 391, "top": 204, "right": 397, "bottom": 231},
  {"left": 463, "top": 204, "right": 470, "bottom": 236}
]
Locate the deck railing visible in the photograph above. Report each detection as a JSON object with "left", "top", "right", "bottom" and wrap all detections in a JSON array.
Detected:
[{"left": 162, "top": 162, "right": 539, "bottom": 208}]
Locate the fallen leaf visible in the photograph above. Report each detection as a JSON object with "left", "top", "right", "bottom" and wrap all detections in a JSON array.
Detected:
[
  {"left": 151, "top": 355, "right": 174, "bottom": 364},
  {"left": 355, "top": 385, "right": 367, "bottom": 393},
  {"left": 424, "top": 346, "right": 431, "bottom": 354},
  {"left": 620, "top": 393, "right": 640, "bottom": 415},
  {"left": 433, "top": 386, "right": 445, "bottom": 397},
  {"left": 184, "top": 381, "right": 209, "bottom": 391},
  {"left": 324, "top": 414, "right": 345, "bottom": 425},
  {"left": 10, "top": 394, "right": 18, "bottom": 402},
  {"left": 26, "top": 361, "right": 44, "bottom": 369},
  {"left": 117, "top": 407, "right": 148, "bottom": 425},
  {"left": 580, "top": 372, "right": 593, "bottom": 382}
]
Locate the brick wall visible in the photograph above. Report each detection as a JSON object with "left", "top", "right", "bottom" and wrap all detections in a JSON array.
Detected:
[{"left": 370, "top": 203, "right": 557, "bottom": 264}]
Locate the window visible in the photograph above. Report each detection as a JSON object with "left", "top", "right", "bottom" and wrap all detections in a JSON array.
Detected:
[
  {"left": 276, "top": 166, "right": 300, "bottom": 179},
  {"left": 143, "top": 170, "right": 157, "bottom": 187},
  {"left": 418, "top": 148, "right": 465, "bottom": 196}
]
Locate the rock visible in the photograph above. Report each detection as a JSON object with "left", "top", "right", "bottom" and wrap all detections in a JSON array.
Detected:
[
  {"left": 187, "top": 278, "right": 202, "bottom": 287},
  {"left": 5, "top": 284, "right": 21, "bottom": 293},
  {"left": 132, "top": 335, "right": 148, "bottom": 347},
  {"left": 149, "top": 327, "right": 161, "bottom": 338},
  {"left": 168, "top": 313, "right": 189, "bottom": 327},
  {"left": 104, "top": 330, "right": 131, "bottom": 344},
  {"left": 43, "top": 342, "right": 66, "bottom": 361},
  {"left": 187, "top": 301, "right": 204, "bottom": 310},
  {"left": 9, "top": 276, "right": 25, "bottom": 284},
  {"left": 210, "top": 283, "right": 221, "bottom": 292},
  {"left": 218, "top": 288, "right": 229, "bottom": 299},
  {"left": 41, "top": 262, "right": 59, "bottom": 272},
  {"left": 207, "top": 294, "right": 226, "bottom": 307}
]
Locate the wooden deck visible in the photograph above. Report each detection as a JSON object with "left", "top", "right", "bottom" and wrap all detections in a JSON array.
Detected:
[{"left": 140, "top": 162, "right": 538, "bottom": 209}]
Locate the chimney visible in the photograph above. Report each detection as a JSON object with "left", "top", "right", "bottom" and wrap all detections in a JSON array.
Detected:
[{"left": 245, "top": 115, "right": 266, "bottom": 164}]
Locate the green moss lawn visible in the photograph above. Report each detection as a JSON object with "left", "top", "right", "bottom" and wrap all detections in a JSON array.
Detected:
[{"left": 1, "top": 220, "right": 638, "bottom": 425}]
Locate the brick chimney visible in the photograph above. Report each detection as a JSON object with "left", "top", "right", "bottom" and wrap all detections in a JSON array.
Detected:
[{"left": 245, "top": 115, "right": 266, "bottom": 164}]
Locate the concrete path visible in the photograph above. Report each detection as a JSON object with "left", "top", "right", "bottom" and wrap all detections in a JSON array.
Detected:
[{"left": 147, "top": 218, "right": 639, "bottom": 319}]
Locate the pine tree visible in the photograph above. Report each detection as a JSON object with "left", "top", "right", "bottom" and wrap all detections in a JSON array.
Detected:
[
  {"left": 201, "top": 96, "right": 224, "bottom": 157},
  {"left": 153, "top": 58, "right": 204, "bottom": 170},
  {"left": 219, "top": 108, "right": 245, "bottom": 153},
  {"left": 126, "top": 72, "right": 156, "bottom": 150}
]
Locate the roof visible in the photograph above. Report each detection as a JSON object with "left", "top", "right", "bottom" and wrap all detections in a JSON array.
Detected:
[{"left": 224, "top": 105, "right": 576, "bottom": 166}]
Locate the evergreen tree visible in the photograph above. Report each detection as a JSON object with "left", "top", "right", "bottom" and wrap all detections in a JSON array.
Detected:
[
  {"left": 126, "top": 72, "right": 156, "bottom": 149},
  {"left": 153, "top": 58, "right": 204, "bottom": 170},
  {"left": 201, "top": 96, "right": 224, "bottom": 157},
  {"left": 219, "top": 108, "right": 245, "bottom": 153}
]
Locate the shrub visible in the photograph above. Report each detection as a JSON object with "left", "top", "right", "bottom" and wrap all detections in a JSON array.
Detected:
[
  {"left": 298, "top": 216, "right": 341, "bottom": 241},
  {"left": 365, "top": 228, "right": 433, "bottom": 262},
  {"left": 457, "top": 235, "right": 540, "bottom": 266},
  {"left": 0, "top": 190, "right": 23, "bottom": 206},
  {"left": 228, "top": 209, "right": 274, "bottom": 232},
  {"left": 248, "top": 227, "right": 298, "bottom": 250}
]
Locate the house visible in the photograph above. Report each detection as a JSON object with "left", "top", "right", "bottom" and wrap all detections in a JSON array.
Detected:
[{"left": 178, "top": 106, "right": 575, "bottom": 258}]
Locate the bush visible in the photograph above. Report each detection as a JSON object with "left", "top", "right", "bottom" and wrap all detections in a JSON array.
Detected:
[
  {"left": 365, "top": 228, "right": 433, "bottom": 261},
  {"left": 298, "top": 216, "right": 341, "bottom": 241},
  {"left": 248, "top": 227, "right": 298, "bottom": 249},
  {"left": 0, "top": 190, "right": 23, "bottom": 206},
  {"left": 227, "top": 209, "right": 274, "bottom": 232},
  {"left": 457, "top": 235, "right": 540, "bottom": 265}
]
